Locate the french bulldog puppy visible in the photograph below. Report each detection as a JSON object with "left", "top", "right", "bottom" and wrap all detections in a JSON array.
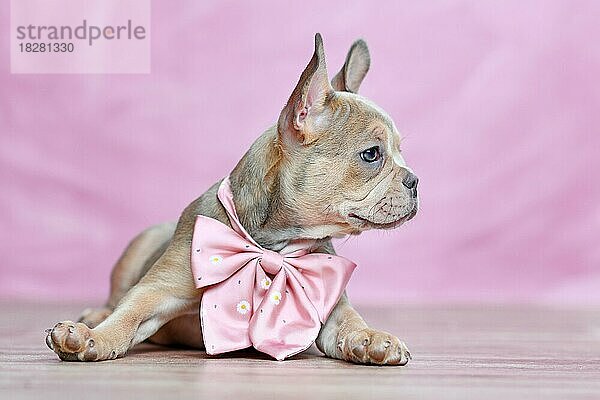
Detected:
[{"left": 46, "top": 33, "right": 419, "bottom": 365}]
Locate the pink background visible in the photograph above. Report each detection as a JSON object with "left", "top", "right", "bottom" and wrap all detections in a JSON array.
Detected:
[{"left": 2, "top": 1, "right": 599, "bottom": 305}]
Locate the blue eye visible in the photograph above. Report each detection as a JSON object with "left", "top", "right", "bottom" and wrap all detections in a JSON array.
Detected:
[{"left": 360, "top": 146, "right": 381, "bottom": 163}]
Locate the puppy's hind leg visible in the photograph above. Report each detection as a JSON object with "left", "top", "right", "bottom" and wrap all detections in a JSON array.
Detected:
[
  {"left": 78, "top": 307, "right": 112, "bottom": 329},
  {"left": 77, "top": 223, "right": 176, "bottom": 329}
]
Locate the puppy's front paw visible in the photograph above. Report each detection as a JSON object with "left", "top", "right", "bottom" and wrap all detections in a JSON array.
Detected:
[
  {"left": 338, "top": 328, "right": 411, "bottom": 365},
  {"left": 45, "top": 321, "right": 99, "bottom": 361}
]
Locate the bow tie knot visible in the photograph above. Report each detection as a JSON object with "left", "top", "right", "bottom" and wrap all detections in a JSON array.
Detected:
[{"left": 259, "top": 248, "right": 284, "bottom": 275}]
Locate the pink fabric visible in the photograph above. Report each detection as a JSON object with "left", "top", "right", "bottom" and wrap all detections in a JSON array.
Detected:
[
  {"left": 191, "top": 178, "right": 356, "bottom": 360},
  {"left": 2, "top": 1, "right": 599, "bottom": 305}
]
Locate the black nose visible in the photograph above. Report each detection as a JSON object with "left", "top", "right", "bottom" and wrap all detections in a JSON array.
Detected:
[{"left": 402, "top": 172, "right": 419, "bottom": 189}]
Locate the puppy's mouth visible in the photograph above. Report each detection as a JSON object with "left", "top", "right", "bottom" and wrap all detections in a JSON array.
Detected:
[{"left": 348, "top": 208, "right": 417, "bottom": 230}]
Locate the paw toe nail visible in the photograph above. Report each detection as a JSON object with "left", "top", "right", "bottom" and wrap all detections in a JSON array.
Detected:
[
  {"left": 68, "top": 326, "right": 75, "bottom": 334},
  {"left": 45, "top": 334, "right": 54, "bottom": 350},
  {"left": 351, "top": 344, "right": 366, "bottom": 359}
]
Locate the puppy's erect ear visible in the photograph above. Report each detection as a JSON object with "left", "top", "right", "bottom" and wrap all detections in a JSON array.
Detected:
[
  {"left": 278, "top": 33, "right": 334, "bottom": 145},
  {"left": 331, "top": 39, "right": 370, "bottom": 93}
]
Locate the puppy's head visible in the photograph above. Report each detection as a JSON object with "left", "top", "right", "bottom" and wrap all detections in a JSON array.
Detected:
[{"left": 277, "top": 34, "right": 418, "bottom": 238}]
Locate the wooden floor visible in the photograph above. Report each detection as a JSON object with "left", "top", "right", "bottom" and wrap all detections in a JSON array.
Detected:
[{"left": 1, "top": 302, "right": 599, "bottom": 399}]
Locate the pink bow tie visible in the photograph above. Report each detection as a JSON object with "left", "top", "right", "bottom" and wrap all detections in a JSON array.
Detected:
[{"left": 190, "top": 177, "right": 356, "bottom": 360}]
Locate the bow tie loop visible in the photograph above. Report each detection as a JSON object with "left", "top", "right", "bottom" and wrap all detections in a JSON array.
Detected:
[{"left": 259, "top": 249, "right": 284, "bottom": 275}]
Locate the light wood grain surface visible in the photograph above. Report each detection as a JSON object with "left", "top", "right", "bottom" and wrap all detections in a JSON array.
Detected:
[{"left": 1, "top": 302, "right": 599, "bottom": 399}]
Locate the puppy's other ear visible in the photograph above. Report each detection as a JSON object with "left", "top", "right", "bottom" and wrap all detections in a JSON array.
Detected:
[
  {"left": 278, "top": 33, "right": 334, "bottom": 145},
  {"left": 331, "top": 39, "right": 370, "bottom": 93}
]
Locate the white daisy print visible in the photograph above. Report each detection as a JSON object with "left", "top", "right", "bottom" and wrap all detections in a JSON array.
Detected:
[
  {"left": 260, "top": 277, "right": 272, "bottom": 290},
  {"left": 236, "top": 300, "right": 251, "bottom": 315},
  {"left": 270, "top": 291, "right": 282, "bottom": 305},
  {"left": 208, "top": 255, "right": 223, "bottom": 265}
]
